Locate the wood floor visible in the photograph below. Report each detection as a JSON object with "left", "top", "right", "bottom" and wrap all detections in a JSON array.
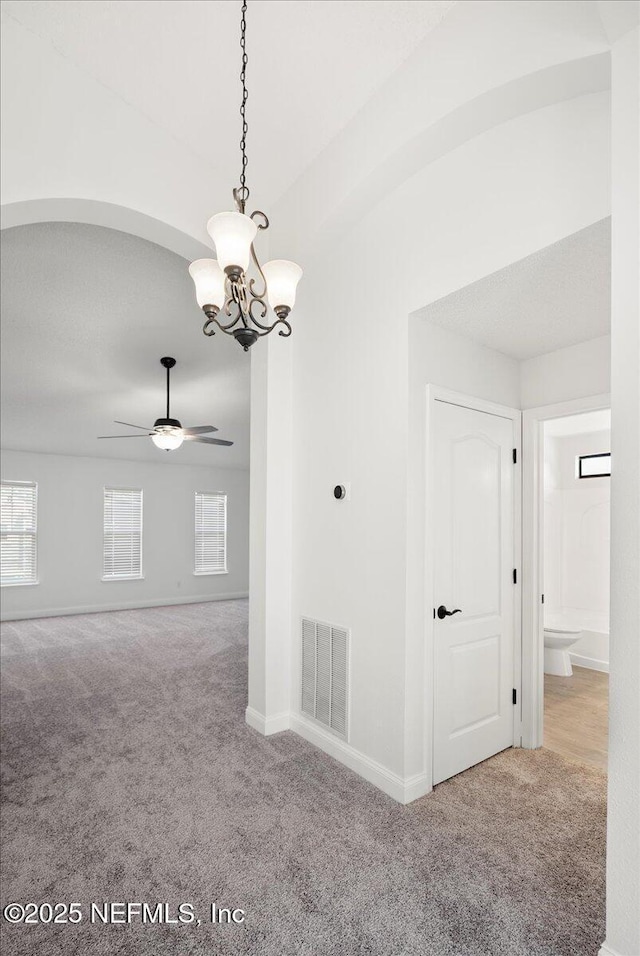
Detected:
[{"left": 544, "top": 665, "right": 609, "bottom": 771}]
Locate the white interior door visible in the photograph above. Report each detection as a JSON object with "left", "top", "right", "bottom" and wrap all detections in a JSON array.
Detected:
[{"left": 432, "top": 399, "right": 517, "bottom": 785}]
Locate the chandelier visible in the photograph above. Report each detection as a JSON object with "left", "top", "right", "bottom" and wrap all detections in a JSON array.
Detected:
[{"left": 188, "top": 1, "right": 302, "bottom": 351}]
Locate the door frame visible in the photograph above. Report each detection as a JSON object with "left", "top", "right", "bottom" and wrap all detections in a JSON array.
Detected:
[
  {"left": 425, "top": 385, "right": 523, "bottom": 785},
  {"left": 521, "top": 392, "right": 610, "bottom": 749}
]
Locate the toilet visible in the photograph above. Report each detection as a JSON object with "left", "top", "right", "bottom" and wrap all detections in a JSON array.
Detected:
[{"left": 543, "top": 624, "right": 583, "bottom": 676}]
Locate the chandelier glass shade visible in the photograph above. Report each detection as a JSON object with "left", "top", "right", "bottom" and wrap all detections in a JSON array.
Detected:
[
  {"left": 188, "top": 258, "right": 226, "bottom": 310},
  {"left": 207, "top": 212, "right": 257, "bottom": 274},
  {"left": 262, "top": 260, "right": 303, "bottom": 313},
  {"left": 189, "top": 1, "right": 302, "bottom": 351}
]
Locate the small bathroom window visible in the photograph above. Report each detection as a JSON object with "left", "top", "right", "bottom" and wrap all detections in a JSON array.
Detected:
[{"left": 577, "top": 453, "right": 611, "bottom": 479}]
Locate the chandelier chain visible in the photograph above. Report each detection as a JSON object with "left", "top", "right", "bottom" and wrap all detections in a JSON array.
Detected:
[
  {"left": 191, "top": 0, "right": 300, "bottom": 351},
  {"left": 239, "top": 0, "right": 249, "bottom": 202}
]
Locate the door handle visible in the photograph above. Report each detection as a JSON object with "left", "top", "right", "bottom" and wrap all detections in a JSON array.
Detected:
[{"left": 437, "top": 605, "right": 462, "bottom": 620}]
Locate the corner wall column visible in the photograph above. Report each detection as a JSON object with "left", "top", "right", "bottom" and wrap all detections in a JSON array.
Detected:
[
  {"left": 600, "top": 21, "right": 640, "bottom": 956},
  {"left": 246, "top": 334, "right": 293, "bottom": 735}
]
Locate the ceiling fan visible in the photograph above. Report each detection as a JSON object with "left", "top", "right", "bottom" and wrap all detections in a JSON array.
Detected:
[{"left": 98, "top": 357, "right": 233, "bottom": 451}]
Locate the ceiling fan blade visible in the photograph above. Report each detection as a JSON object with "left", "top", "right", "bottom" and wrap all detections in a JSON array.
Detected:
[
  {"left": 180, "top": 425, "right": 219, "bottom": 435},
  {"left": 97, "top": 434, "right": 153, "bottom": 439},
  {"left": 114, "top": 420, "right": 153, "bottom": 430},
  {"left": 184, "top": 435, "right": 234, "bottom": 446}
]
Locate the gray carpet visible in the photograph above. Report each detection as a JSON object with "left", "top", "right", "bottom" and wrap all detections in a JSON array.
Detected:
[{"left": 1, "top": 601, "right": 606, "bottom": 956}]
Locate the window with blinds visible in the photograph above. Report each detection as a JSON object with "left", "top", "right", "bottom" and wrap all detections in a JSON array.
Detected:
[
  {"left": 194, "top": 492, "right": 227, "bottom": 574},
  {"left": 1, "top": 481, "right": 38, "bottom": 586},
  {"left": 103, "top": 487, "right": 143, "bottom": 580}
]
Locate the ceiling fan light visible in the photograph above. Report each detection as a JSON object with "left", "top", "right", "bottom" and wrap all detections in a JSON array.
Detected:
[
  {"left": 207, "top": 211, "right": 257, "bottom": 274},
  {"left": 188, "top": 258, "right": 226, "bottom": 310},
  {"left": 262, "top": 259, "right": 303, "bottom": 312},
  {"left": 152, "top": 431, "right": 184, "bottom": 451}
]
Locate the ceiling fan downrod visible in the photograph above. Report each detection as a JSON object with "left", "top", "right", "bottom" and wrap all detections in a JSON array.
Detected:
[{"left": 156, "top": 356, "right": 180, "bottom": 429}]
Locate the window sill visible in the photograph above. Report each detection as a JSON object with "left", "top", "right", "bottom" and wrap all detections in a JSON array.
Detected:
[
  {"left": 1, "top": 580, "right": 39, "bottom": 587},
  {"left": 101, "top": 575, "right": 145, "bottom": 582},
  {"left": 193, "top": 570, "right": 228, "bottom": 576}
]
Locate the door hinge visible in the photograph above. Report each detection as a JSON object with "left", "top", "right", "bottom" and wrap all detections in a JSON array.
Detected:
[
  {"left": 513, "top": 568, "right": 517, "bottom": 584},
  {"left": 512, "top": 448, "right": 517, "bottom": 464},
  {"left": 541, "top": 593, "right": 545, "bottom": 604},
  {"left": 512, "top": 688, "right": 517, "bottom": 705}
]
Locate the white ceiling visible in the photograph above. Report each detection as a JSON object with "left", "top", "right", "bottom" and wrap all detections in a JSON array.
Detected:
[
  {"left": 1, "top": 0, "right": 456, "bottom": 207},
  {"left": 418, "top": 218, "right": 611, "bottom": 360},
  {"left": 1, "top": 223, "right": 251, "bottom": 468},
  {"left": 0, "top": 2, "right": 457, "bottom": 470},
  {"left": 545, "top": 409, "right": 610, "bottom": 438}
]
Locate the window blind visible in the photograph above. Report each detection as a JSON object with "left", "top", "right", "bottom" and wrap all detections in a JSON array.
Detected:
[
  {"left": 103, "top": 487, "right": 143, "bottom": 580},
  {"left": 1, "top": 481, "right": 38, "bottom": 586},
  {"left": 195, "top": 492, "right": 227, "bottom": 574}
]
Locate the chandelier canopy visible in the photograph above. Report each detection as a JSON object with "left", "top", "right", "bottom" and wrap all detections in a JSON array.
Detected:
[{"left": 189, "top": 1, "right": 302, "bottom": 351}]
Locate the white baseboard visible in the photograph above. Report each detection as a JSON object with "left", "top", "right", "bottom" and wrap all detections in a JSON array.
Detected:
[
  {"left": 571, "top": 653, "right": 610, "bottom": 673},
  {"left": 402, "top": 771, "right": 432, "bottom": 803},
  {"left": 598, "top": 943, "right": 626, "bottom": 956},
  {"left": 0, "top": 592, "right": 249, "bottom": 622},
  {"left": 245, "top": 707, "right": 290, "bottom": 736},
  {"left": 289, "top": 713, "right": 431, "bottom": 805}
]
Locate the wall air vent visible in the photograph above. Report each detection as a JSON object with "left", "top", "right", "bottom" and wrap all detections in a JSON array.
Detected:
[{"left": 301, "top": 618, "right": 349, "bottom": 740}]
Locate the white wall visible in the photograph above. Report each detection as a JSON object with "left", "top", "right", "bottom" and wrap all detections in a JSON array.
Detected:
[
  {"left": 602, "top": 22, "right": 640, "bottom": 956},
  {"left": 268, "top": 4, "right": 615, "bottom": 804},
  {"left": 543, "top": 429, "right": 611, "bottom": 668},
  {"left": 0, "top": 449, "right": 249, "bottom": 620},
  {"left": 273, "top": 6, "right": 612, "bottom": 790},
  {"left": 286, "top": 87, "right": 610, "bottom": 797},
  {"left": 520, "top": 334, "right": 611, "bottom": 409}
]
